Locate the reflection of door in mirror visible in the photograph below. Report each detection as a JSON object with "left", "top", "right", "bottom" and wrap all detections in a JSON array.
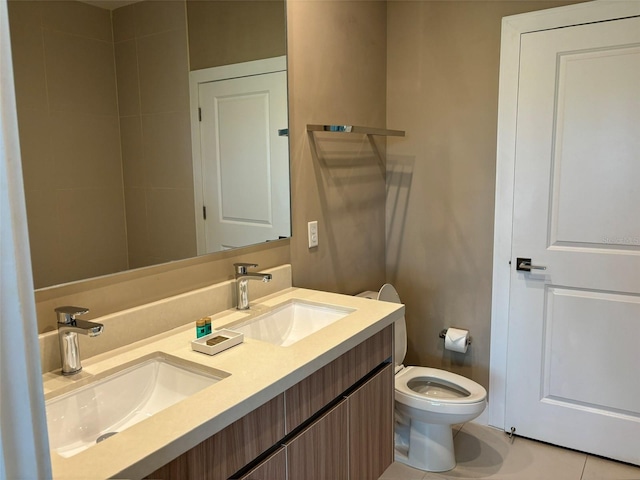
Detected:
[
  {"left": 191, "top": 58, "right": 290, "bottom": 253},
  {"left": 7, "top": 0, "right": 289, "bottom": 289}
]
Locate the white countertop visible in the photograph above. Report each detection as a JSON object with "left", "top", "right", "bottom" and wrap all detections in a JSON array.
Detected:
[{"left": 43, "top": 287, "right": 404, "bottom": 479}]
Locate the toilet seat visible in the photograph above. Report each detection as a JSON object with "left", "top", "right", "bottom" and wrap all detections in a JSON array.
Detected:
[{"left": 395, "top": 366, "right": 486, "bottom": 414}]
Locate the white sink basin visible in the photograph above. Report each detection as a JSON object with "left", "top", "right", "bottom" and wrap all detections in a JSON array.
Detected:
[
  {"left": 45, "top": 353, "right": 227, "bottom": 458},
  {"left": 232, "top": 300, "right": 354, "bottom": 346}
]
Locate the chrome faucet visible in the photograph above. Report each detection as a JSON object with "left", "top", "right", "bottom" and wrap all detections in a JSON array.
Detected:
[
  {"left": 234, "top": 263, "right": 272, "bottom": 310},
  {"left": 55, "top": 306, "right": 103, "bottom": 375}
]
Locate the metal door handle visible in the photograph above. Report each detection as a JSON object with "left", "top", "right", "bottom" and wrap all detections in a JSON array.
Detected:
[{"left": 516, "top": 257, "right": 547, "bottom": 272}]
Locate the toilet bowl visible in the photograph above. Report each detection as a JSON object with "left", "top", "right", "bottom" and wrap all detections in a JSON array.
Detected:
[{"left": 358, "top": 284, "right": 487, "bottom": 472}]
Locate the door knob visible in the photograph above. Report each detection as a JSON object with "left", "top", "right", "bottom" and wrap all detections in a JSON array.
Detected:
[{"left": 516, "top": 257, "right": 547, "bottom": 272}]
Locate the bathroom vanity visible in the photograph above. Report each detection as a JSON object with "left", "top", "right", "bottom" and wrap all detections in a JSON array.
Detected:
[
  {"left": 41, "top": 268, "right": 403, "bottom": 479},
  {"left": 148, "top": 327, "right": 393, "bottom": 479}
]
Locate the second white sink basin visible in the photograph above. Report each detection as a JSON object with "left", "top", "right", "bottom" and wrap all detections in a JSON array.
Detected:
[
  {"left": 232, "top": 300, "right": 354, "bottom": 346},
  {"left": 46, "top": 353, "right": 227, "bottom": 458}
]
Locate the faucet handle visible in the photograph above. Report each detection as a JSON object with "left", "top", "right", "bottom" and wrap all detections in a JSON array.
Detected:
[
  {"left": 234, "top": 262, "right": 258, "bottom": 275},
  {"left": 55, "top": 306, "right": 89, "bottom": 324}
]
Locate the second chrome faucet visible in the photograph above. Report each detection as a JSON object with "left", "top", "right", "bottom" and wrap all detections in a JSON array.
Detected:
[
  {"left": 234, "top": 263, "right": 272, "bottom": 310},
  {"left": 55, "top": 306, "right": 103, "bottom": 375}
]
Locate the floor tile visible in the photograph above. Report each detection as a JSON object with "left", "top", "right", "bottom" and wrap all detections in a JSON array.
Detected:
[
  {"left": 379, "top": 461, "right": 428, "bottom": 480},
  {"left": 427, "top": 423, "right": 586, "bottom": 479},
  {"left": 581, "top": 455, "right": 640, "bottom": 480},
  {"left": 380, "top": 423, "right": 640, "bottom": 480}
]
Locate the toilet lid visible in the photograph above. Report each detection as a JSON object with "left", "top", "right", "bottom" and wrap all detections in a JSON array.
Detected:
[{"left": 377, "top": 284, "right": 407, "bottom": 366}]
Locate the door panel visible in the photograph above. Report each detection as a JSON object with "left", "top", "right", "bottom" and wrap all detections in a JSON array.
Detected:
[
  {"left": 198, "top": 70, "right": 289, "bottom": 252},
  {"left": 550, "top": 46, "right": 640, "bottom": 248},
  {"left": 507, "top": 15, "right": 640, "bottom": 465},
  {"left": 217, "top": 92, "right": 272, "bottom": 223},
  {"left": 543, "top": 287, "right": 640, "bottom": 414}
]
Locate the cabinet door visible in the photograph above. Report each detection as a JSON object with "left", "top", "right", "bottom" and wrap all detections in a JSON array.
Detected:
[
  {"left": 236, "top": 447, "right": 286, "bottom": 480},
  {"left": 348, "top": 364, "right": 394, "bottom": 479},
  {"left": 286, "top": 401, "right": 348, "bottom": 480}
]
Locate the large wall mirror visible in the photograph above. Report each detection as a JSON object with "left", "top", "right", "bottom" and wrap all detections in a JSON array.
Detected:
[{"left": 7, "top": 0, "right": 290, "bottom": 290}]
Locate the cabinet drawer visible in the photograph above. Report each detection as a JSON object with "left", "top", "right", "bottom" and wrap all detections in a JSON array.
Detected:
[{"left": 285, "top": 325, "right": 392, "bottom": 433}]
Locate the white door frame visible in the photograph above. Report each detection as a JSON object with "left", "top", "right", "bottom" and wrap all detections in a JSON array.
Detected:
[
  {"left": 189, "top": 56, "right": 287, "bottom": 254},
  {"left": 489, "top": 0, "right": 640, "bottom": 430}
]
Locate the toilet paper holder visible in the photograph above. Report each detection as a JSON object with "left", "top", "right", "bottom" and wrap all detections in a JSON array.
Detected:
[{"left": 439, "top": 328, "right": 472, "bottom": 347}]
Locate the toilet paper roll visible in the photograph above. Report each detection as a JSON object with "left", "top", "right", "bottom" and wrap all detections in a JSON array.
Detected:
[{"left": 445, "top": 327, "right": 469, "bottom": 354}]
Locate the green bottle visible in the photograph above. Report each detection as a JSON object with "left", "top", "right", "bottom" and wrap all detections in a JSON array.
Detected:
[{"left": 196, "top": 318, "right": 207, "bottom": 338}]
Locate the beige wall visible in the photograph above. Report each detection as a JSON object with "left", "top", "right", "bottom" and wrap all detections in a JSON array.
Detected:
[
  {"left": 287, "top": 0, "right": 388, "bottom": 294},
  {"left": 31, "top": 0, "right": 388, "bottom": 333},
  {"left": 386, "top": 0, "right": 582, "bottom": 389},
  {"left": 21, "top": 0, "right": 588, "bottom": 374},
  {"left": 11, "top": 0, "right": 286, "bottom": 289},
  {"left": 187, "top": 0, "right": 286, "bottom": 70},
  {"left": 8, "top": 0, "right": 128, "bottom": 288},
  {"left": 112, "top": 1, "right": 197, "bottom": 269}
]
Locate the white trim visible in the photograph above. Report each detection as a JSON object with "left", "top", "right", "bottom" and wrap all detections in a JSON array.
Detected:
[
  {"left": 489, "top": 0, "right": 640, "bottom": 430},
  {"left": 189, "top": 56, "right": 287, "bottom": 254}
]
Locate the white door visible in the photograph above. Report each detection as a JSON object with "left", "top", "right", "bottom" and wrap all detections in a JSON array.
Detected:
[
  {"left": 507, "top": 16, "right": 640, "bottom": 465},
  {"left": 197, "top": 70, "right": 289, "bottom": 252}
]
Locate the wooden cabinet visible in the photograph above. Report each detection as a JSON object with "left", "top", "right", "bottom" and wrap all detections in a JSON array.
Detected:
[
  {"left": 285, "top": 325, "right": 392, "bottom": 433},
  {"left": 145, "top": 395, "right": 285, "bottom": 480},
  {"left": 146, "top": 326, "right": 393, "bottom": 480},
  {"left": 348, "top": 363, "right": 394, "bottom": 480},
  {"left": 285, "top": 364, "right": 394, "bottom": 480},
  {"left": 286, "top": 401, "right": 349, "bottom": 479},
  {"left": 240, "top": 365, "right": 394, "bottom": 480},
  {"left": 236, "top": 448, "right": 286, "bottom": 480}
]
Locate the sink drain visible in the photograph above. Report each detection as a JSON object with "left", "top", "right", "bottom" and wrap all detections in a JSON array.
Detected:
[{"left": 96, "top": 432, "right": 118, "bottom": 443}]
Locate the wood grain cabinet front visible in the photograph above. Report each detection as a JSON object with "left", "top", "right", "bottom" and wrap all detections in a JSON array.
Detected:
[
  {"left": 237, "top": 364, "right": 394, "bottom": 480},
  {"left": 285, "top": 326, "right": 392, "bottom": 433},
  {"left": 348, "top": 363, "right": 394, "bottom": 480},
  {"left": 235, "top": 447, "right": 287, "bottom": 480},
  {"left": 286, "top": 400, "right": 349, "bottom": 479},
  {"left": 144, "top": 394, "right": 284, "bottom": 480},
  {"left": 145, "top": 325, "right": 394, "bottom": 480}
]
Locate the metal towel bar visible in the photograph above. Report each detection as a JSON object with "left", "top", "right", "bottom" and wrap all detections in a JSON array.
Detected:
[{"left": 306, "top": 124, "right": 405, "bottom": 137}]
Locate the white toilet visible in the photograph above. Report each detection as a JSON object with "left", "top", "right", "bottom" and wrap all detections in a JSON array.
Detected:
[{"left": 359, "top": 284, "right": 487, "bottom": 472}]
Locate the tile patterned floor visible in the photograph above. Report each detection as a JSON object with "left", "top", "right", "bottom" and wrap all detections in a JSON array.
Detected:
[{"left": 380, "top": 423, "right": 640, "bottom": 480}]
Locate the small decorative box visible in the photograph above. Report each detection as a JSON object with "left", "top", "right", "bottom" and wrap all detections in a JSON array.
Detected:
[{"left": 191, "top": 329, "right": 244, "bottom": 356}]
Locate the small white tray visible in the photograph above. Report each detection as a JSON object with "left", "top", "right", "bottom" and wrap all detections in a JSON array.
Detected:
[{"left": 191, "top": 329, "right": 244, "bottom": 356}]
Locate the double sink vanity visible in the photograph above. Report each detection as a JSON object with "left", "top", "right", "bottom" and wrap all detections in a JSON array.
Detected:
[{"left": 40, "top": 265, "right": 404, "bottom": 479}]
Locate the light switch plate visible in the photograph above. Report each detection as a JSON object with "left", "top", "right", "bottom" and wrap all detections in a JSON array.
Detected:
[{"left": 308, "top": 221, "right": 318, "bottom": 248}]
